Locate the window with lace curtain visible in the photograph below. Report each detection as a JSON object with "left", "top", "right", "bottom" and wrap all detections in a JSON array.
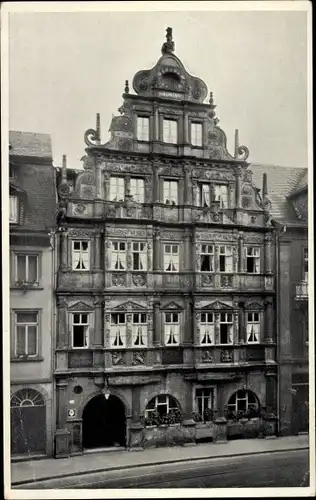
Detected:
[
  {"left": 164, "top": 312, "right": 180, "bottom": 345},
  {"left": 132, "top": 242, "right": 147, "bottom": 271},
  {"left": 163, "top": 180, "right": 178, "bottom": 204},
  {"left": 246, "top": 312, "right": 260, "bottom": 343},
  {"left": 200, "top": 313, "right": 214, "bottom": 345},
  {"left": 214, "top": 184, "right": 228, "bottom": 208},
  {"left": 164, "top": 244, "right": 179, "bottom": 272},
  {"left": 15, "top": 254, "right": 39, "bottom": 284},
  {"left": 130, "top": 178, "right": 145, "bottom": 203},
  {"left": 110, "top": 313, "right": 126, "bottom": 347},
  {"left": 14, "top": 311, "right": 39, "bottom": 357},
  {"left": 72, "top": 241, "right": 90, "bottom": 271},
  {"left": 132, "top": 313, "right": 147, "bottom": 347},
  {"left": 163, "top": 119, "right": 178, "bottom": 144},
  {"left": 137, "top": 116, "right": 149, "bottom": 141},
  {"left": 191, "top": 122, "right": 203, "bottom": 147},
  {"left": 110, "top": 241, "right": 126, "bottom": 270},
  {"left": 200, "top": 184, "right": 211, "bottom": 207},
  {"left": 110, "top": 176, "right": 125, "bottom": 202}
]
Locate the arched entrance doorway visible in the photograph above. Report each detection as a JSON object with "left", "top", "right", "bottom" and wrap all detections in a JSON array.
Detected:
[{"left": 82, "top": 394, "right": 126, "bottom": 449}]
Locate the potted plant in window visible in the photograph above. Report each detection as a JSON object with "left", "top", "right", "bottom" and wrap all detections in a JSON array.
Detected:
[{"left": 16, "top": 279, "right": 37, "bottom": 293}]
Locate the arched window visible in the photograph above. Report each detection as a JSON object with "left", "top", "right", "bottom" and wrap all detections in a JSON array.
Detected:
[
  {"left": 144, "top": 394, "right": 182, "bottom": 427},
  {"left": 11, "top": 388, "right": 45, "bottom": 407},
  {"left": 226, "top": 390, "right": 259, "bottom": 419}
]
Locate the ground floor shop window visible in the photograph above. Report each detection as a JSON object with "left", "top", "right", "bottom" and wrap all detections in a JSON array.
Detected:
[
  {"left": 226, "top": 390, "right": 260, "bottom": 419},
  {"left": 144, "top": 394, "right": 182, "bottom": 426}
]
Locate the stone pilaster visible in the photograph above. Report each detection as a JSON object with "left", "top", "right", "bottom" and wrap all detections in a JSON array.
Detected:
[
  {"left": 93, "top": 232, "right": 101, "bottom": 271},
  {"left": 153, "top": 301, "right": 161, "bottom": 346},
  {"left": 236, "top": 167, "right": 242, "bottom": 209},
  {"left": 104, "top": 172, "right": 110, "bottom": 200},
  {"left": 238, "top": 302, "right": 246, "bottom": 344},
  {"left": 153, "top": 228, "right": 161, "bottom": 271},
  {"left": 264, "top": 233, "right": 273, "bottom": 274},
  {"left": 60, "top": 231, "right": 68, "bottom": 271},
  {"left": 238, "top": 235, "right": 244, "bottom": 273},
  {"left": 153, "top": 166, "right": 160, "bottom": 203},
  {"left": 56, "top": 379, "right": 68, "bottom": 428},
  {"left": 57, "top": 298, "right": 68, "bottom": 348},
  {"left": 264, "top": 297, "right": 274, "bottom": 343},
  {"left": 184, "top": 165, "right": 192, "bottom": 205},
  {"left": 93, "top": 297, "right": 103, "bottom": 347}
]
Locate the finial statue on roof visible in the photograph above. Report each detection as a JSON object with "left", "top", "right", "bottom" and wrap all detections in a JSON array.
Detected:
[{"left": 161, "top": 27, "right": 175, "bottom": 55}]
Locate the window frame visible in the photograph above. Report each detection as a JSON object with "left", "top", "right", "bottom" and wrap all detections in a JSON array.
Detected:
[
  {"left": 200, "top": 312, "right": 215, "bottom": 346},
  {"left": 109, "top": 176, "right": 125, "bottom": 202},
  {"left": 71, "top": 312, "right": 90, "bottom": 349},
  {"left": 226, "top": 390, "right": 259, "bottom": 418},
  {"left": 303, "top": 247, "right": 308, "bottom": 282},
  {"left": 163, "top": 243, "right": 180, "bottom": 273},
  {"left": 110, "top": 240, "right": 127, "bottom": 271},
  {"left": 194, "top": 386, "right": 216, "bottom": 422},
  {"left": 130, "top": 177, "right": 145, "bottom": 204},
  {"left": 214, "top": 184, "right": 229, "bottom": 209},
  {"left": 219, "top": 312, "right": 234, "bottom": 345},
  {"left": 163, "top": 179, "right": 178, "bottom": 205},
  {"left": 132, "top": 312, "right": 148, "bottom": 348},
  {"left": 245, "top": 246, "right": 261, "bottom": 274},
  {"left": 10, "top": 195, "right": 18, "bottom": 223},
  {"left": 163, "top": 118, "right": 178, "bottom": 144},
  {"left": 219, "top": 245, "right": 233, "bottom": 273},
  {"left": 13, "top": 252, "right": 40, "bottom": 286},
  {"left": 132, "top": 241, "right": 147, "bottom": 271},
  {"left": 200, "top": 244, "right": 214, "bottom": 272},
  {"left": 191, "top": 122, "right": 203, "bottom": 147},
  {"left": 71, "top": 240, "right": 90, "bottom": 271},
  {"left": 246, "top": 311, "right": 261, "bottom": 344},
  {"left": 12, "top": 309, "right": 41, "bottom": 360},
  {"left": 110, "top": 312, "right": 127, "bottom": 348},
  {"left": 144, "top": 394, "right": 180, "bottom": 425},
  {"left": 136, "top": 116, "right": 150, "bottom": 142},
  {"left": 164, "top": 311, "right": 180, "bottom": 346}
]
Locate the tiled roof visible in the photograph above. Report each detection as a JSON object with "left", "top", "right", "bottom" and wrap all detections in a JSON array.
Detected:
[
  {"left": 9, "top": 131, "right": 57, "bottom": 232},
  {"left": 250, "top": 163, "right": 308, "bottom": 222},
  {"left": 9, "top": 131, "right": 52, "bottom": 159}
]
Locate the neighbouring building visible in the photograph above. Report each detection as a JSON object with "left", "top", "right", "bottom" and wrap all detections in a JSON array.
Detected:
[
  {"left": 9, "top": 131, "right": 57, "bottom": 458},
  {"left": 54, "top": 28, "right": 279, "bottom": 456},
  {"left": 252, "top": 164, "right": 309, "bottom": 436}
]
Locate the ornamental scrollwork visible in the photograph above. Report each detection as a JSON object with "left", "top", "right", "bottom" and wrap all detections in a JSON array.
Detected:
[
  {"left": 132, "top": 352, "right": 145, "bottom": 365},
  {"left": 111, "top": 273, "right": 126, "bottom": 287},
  {"left": 84, "top": 128, "right": 99, "bottom": 147},
  {"left": 201, "top": 350, "right": 213, "bottom": 363},
  {"left": 112, "top": 352, "right": 125, "bottom": 366},
  {"left": 235, "top": 145, "right": 249, "bottom": 161},
  {"left": 132, "top": 274, "right": 147, "bottom": 287}
]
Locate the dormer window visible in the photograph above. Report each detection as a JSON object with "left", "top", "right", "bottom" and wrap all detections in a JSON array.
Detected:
[
  {"left": 137, "top": 117, "right": 149, "bottom": 141},
  {"left": 191, "top": 123, "right": 203, "bottom": 147},
  {"left": 163, "top": 119, "right": 178, "bottom": 144},
  {"left": 10, "top": 196, "right": 18, "bottom": 223}
]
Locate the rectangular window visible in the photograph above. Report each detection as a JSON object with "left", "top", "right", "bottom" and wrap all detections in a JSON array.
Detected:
[
  {"left": 200, "top": 184, "right": 211, "bottom": 207},
  {"left": 200, "top": 245, "right": 214, "bottom": 272},
  {"left": 164, "top": 312, "right": 180, "bottom": 345},
  {"left": 304, "top": 248, "right": 308, "bottom": 282},
  {"left": 219, "top": 245, "right": 233, "bottom": 273},
  {"left": 72, "top": 313, "right": 89, "bottom": 348},
  {"left": 200, "top": 313, "right": 214, "bottom": 345},
  {"left": 195, "top": 388, "right": 214, "bottom": 422},
  {"left": 246, "top": 247, "right": 260, "bottom": 274},
  {"left": 110, "top": 176, "right": 125, "bottom": 202},
  {"left": 219, "top": 313, "right": 233, "bottom": 344},
  {"left": 132, "top": 313, "right": 147, "bottom": 347},
  {"left": 164, "top": 244, "right": 179, "bottom": 272},
  {"left": 15, "top": 311, "right": 38, "bottom": 357},
  {"left": 10, "top": 196, "right": 18, "bottom": 223},
  {"left": 110, "top": 313, "right": 126, "bottom": 347},
  {"left": 137, "top": 116, "right": 149, "bottom": 141},
  {"left": 111, "top": 241, "right": 126, "bottom": 270},
  {"left": 163, "top": 180, "right": 178, "bottom": 205},
  {"left": 130, "top": 178, "right": 145, "bottom": 203},
  {"left": 246, "top": 312, "right": 260, "bottom": 343},
  {"left": 132, "top": 242, "right": 147, "bottom": 271},
  {"left": 72, "top": 241, "right": 90, "bottom": 271},
  {"left": 16, "top": 254, "right": 38, "bottom": 283},
  {"left": 9, "top": 164, "right": 16, "bottom": 178},
  {"left": 191, "top": 122, "right": 203, "bottom": 147},
  {"left": 214, "top": 185, "right": 228, "bottom": 208},
  {"left": 163, "top": 119, "right": 178, "bottom": 144}
]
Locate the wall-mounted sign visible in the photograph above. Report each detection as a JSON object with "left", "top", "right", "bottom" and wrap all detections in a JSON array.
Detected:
[
  {"left": 68, "top": 409, "right": 76, "bottom": 418},
  {"left": 158, "top": 91, "right": 182, "bottom": 100}
]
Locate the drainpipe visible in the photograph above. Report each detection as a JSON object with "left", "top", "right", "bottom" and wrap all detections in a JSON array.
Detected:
[{"left": 275, "top": 222, "right": 287, "bottom": 435}]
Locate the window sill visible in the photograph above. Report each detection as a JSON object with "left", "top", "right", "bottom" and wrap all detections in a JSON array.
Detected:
[
  {"left": 10, "top": 286, "right": 44, "bottom": 291},
  {"left": 71, "top": 269, "right": 90, "bottom": 273},
  {"left": 11, "top": 356, "right": 44, "bottom": 362}
]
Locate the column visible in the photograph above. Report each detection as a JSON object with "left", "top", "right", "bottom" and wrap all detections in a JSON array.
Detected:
[
  {"left": 129, "top": 386, "right": 144, "bottom": 449},
  {"left": 93, "top": 232, "right": 101, "bottom": 271},
  {"left": 93, "top": 298, "right": 103, "bottom": 347},
  {"left": 238, "top": 235, "right": 244, "bottom": 273},
  {"left": 153, "top": 301, "right": 161, "bottom": 346},
  {"left": 184, "top": 165, "right": 192, "bottom": 205},
  {"left": 236, "top": 168, "right": 242, "bottom": 209},
  {"left": 60, "top": 231, "right": 68, "bottom": 271},
  {"left": 56, "top": 379, "right": 68, "bottom": 428},
  {"left": 153, "top": 228, "right": 161, "bottom": 270},
  {"left": 238, "top": 302, "right": 246, "bottom": 344},
  {"left": 57, "top": 298, "right": 68, "bottom": 348},
  {"left": 264, "top": 233, "right": 273, "bottom": 274},
  {"left": 264, "top": 298, "right": 274, "bottom": 343},
  {"left": 153, "top": 166, "right": 160, "bottom": 203}
]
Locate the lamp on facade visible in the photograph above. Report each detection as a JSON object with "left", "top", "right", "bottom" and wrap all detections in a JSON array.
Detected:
[{"left": 103, "top": 376, "right": 110, "bottom": 400}]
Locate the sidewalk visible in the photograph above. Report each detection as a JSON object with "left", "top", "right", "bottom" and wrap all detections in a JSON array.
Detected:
[{"left": 11, "top": 434, "right": 309, "bottom": 486}]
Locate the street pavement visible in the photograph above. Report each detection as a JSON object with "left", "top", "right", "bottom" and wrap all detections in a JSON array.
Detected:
[
  {"left": 13, "top": 449, "right": 309, "bottom": 489},
  {"left": 11, "top": 434, "right": 310, "bottom": 489}
]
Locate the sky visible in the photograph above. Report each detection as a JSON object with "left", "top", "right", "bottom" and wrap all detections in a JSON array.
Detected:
[{"left": 8, "top": 7, "right": 308, "bottom": 169}]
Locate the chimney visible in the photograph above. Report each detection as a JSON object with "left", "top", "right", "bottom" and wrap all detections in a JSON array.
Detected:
[
  {"left": 234, "top": 129, "right": 239, "bottom": 159},
  {"left": 262, "top": 172, "right": 268, "bottom": 199},
  {"left": 61, "top": 154, "right": 67, "bottom": 183},
  {"left": 96, "top": 113, "right": 101, "bottom": 144}
]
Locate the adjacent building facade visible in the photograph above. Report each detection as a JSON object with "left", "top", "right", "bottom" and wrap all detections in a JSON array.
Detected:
[
  {"left": 9, "top": 131, "right": 57, "bottom": 457},
  {"left": 54, "top": 29, "right": 279, "bottom": 455},
  {"left": 252, "top": 164, "right": 309, "bottom": 436}
]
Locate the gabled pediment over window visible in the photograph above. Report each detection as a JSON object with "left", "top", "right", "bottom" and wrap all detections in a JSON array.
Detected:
[
  {"left": 161, "top": 301, "right": 183, "bottom": 310},
  {"left": 68, "top": 301, "right": 94, "bottom": 312},
  {"left": 244, "top": 301, "right": 264, "bottom": 311},
  {"left": 201, "top": 301, "right": 233, "bottom": 311},
  {"left": 111, "top": 301, "right": 147, "bottom": 311}
]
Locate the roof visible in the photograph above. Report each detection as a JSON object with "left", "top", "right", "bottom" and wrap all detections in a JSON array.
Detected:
[
  {"left": 9, "top": 131, "right": 57, "bottom": 232},
  {"left": 9, "top": 131, "right": 52, "bottom": 160},
  {"left": 250, "top": 163, "right": 308, "bottom": 222}
]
